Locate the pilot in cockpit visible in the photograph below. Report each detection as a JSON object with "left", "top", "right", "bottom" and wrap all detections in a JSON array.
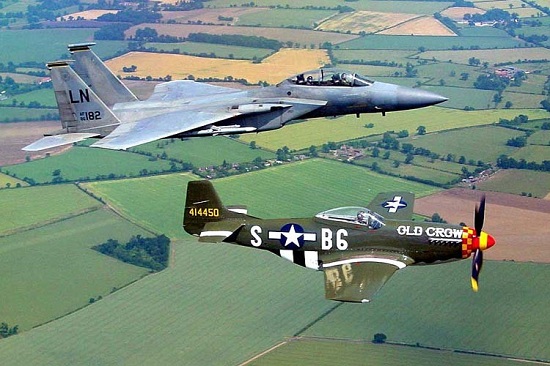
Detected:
[
  {"left": 357, "top": 211, "right": 369, "bottom": 225},
  {"left": 357, "top": 210, "right": 381, "bottom": 229}
]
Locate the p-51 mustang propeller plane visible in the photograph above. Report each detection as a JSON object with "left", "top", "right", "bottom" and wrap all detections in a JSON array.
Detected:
[
  {"left": 24, "top": 43, "right": 447, "bottom": 151},
  {"left": 184, "top": 181, "right": 495, "bottom": 303}
]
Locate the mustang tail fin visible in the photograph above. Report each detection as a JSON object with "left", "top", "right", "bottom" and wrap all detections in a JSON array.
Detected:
[
  {"left": 23, "top": 61, "right": 121, "bottom": 151},
  {"left": 184, "top": 180, "right": 248, "bottom": 242},
  {"left": 367, "top": 191, "right": 415, "bottom": 220},
  {"left": 69, "top": 42, "right": 138, "bottom": 106}
]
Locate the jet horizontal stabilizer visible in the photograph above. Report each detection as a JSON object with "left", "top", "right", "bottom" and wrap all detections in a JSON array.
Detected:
[
  {"left": 22, "top": 133, "right": 99, "bottom": 151},
  {"left": 68, "top": 42, "right": 96, "bottom": 52}
]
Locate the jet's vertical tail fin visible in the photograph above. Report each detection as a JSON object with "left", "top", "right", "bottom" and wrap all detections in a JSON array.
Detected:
[
  {"left": 69, "top": 42, "right": 138, "bottom": 106},
  {"left": 22, "top": 61, "right": 121, "bottom": 151},
  {"left": 184, "top": 180, "right": 248, "bottom": 241}
]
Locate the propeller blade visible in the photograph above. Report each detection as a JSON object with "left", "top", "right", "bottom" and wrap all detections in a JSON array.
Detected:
[
  {"left": 474, "top": 195, "right": 486, "bottom": 235},
  {"left": 471, "top": 249, "right": 483, "bottom": 292}
]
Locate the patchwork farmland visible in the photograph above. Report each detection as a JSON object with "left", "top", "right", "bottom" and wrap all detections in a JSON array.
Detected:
[{"left": 1, "top": 0, "right": 550, "bottom": 364}]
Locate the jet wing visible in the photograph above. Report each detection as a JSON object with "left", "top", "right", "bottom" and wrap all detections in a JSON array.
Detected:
[
  {"left": 147, "top": 80, "right": 242, "bottom": 102},
  {"left": 321, "top": 253, "right": 414, "bottom": 303},
  {"left": 367, "top": 191, "right": 415, "bottom": 220},
  {"left": 90, "top": 109, "right": 235, "bottom": 150}
]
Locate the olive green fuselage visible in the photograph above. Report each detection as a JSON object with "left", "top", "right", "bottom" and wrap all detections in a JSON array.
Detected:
[{"left": 229, "top": 217, "right": 466, "bottom": 269}]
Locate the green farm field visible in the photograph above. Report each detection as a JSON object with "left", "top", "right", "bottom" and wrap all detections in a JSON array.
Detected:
[
  {"left": 0, "top": 89, "right": 57, "bottom": 107},
  {"left": 237, "top": 108, "right": 549, "bottom": 151},
  {"left": 528, "top": 129, "right": 550, "bottom": 145},
  {"left": 413, "top": 156, "right": 469, "bottom": 175},
  {"left": 422, "top": 86, "right": 496, "bottom": 110},
  {"left": 134, "top": 136, "right": 276, "bottom": 167},
  {"left": 235, "top": 8, "right": 336, "bottom": 28},
  {"left": 0, "top": 107, "right": 57, "bottom": 122},
  {"left": 207, "top": 0, "right": 347, "bottom": 8},
  {"left": 477, "top": 169, "right": 550, "bottom": 197},
  {"left": 209, "top": 0, "right": 452, "bottom": 14},
  {"left": 249, "top": 338, "right": 532, "bottom": 366},
  {"left": 333, "top": 49, "right": 415, "bottom": 64},
  {"left": 83, "top": 173, "right": 197, "bottom": 238},
  {"left": 0, "top": 208, "right": 150, "bottom": 330},
  {"left": 0, "top": 240, "right": 547, "bottom": 364},
  {"left": 129, "top": 23, "right": 357, "bottom": 46},
  {"left": 337, "top": 34, "right": 523, "bottom": 51},
  {"left": 335, "top": 64, "right": 403, "bottom": 78},
  {"left": 418, "top": 48, "right": 550, "bottom": 65},
  {"left": 0, "top": 0, "right": 38, "bottom": 14},
  {"left": 511, "top": 145, "right": 550, "bottom": 163},
  {"left": 354, "top": 156, "right": 461, "bottom": 186},
  {"left": 0, "top": 184, "right": 101, "bottom": 235},
  {"left": 4, "top": 146, "right": 173, "bottom": 184},
  {"left": 0, "top": 29, "right": 97, "bottom": 64},
  {"left": 401, "top": 125, "right": 526, "bottom": 163},
  {"left": 501, "top": 91, "right": 546, "bottom": 109},
  {"left": 84, "top": 159, "right": 438, "bottom": 238},
  {"left": 301, "top": 260, "right": 550, "bottom": 361}
]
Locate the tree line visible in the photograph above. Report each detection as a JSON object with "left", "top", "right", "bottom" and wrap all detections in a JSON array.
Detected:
[
  {"left": 93, "top": 235, "right": 170, "bottom": 272},
  {"left": 0, "top": 322, "right": 18, "bottom": 339}
]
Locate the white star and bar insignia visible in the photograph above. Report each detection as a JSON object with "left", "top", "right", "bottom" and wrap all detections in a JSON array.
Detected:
[{"left": 268, "top": 223, "right": 316, "bottom": 249}]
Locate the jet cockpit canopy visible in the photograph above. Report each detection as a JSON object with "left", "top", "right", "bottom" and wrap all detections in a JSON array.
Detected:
[
  {"left": 282, "top": 68, "right": 374, "bottom": 87},
  {"left": 316, "top": 206, "right": 385, "bottom": 229}
]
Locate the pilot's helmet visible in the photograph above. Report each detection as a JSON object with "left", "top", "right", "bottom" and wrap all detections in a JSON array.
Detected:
[{"left": 357, "top": 211, "right": 367, "bottom": 222}]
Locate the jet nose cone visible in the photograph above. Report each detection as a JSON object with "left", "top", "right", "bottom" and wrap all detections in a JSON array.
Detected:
[{"left": 397, "top": 87, "right": 448, "bottom": 110}]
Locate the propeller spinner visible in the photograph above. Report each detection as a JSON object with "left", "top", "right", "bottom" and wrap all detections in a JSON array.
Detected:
[{"left": 470, "top": 195, "right": 496, "bottom": 292}]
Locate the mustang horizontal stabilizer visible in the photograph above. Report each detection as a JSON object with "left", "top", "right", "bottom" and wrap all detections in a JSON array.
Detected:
[
  {"left": 199, "top": 221, "right": 245, "bottom": 243},
  {"left": 367, "top": 191, "right": 415, "bottom": 220}
]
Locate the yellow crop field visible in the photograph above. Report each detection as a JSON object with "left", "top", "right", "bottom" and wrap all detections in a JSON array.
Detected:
[
  {"left": 378, "top": 16, "right": 457, "bottom": 36},
  {"left": 57, "top": 10, "right": 117, "bottom": 21},
  {"left": 440, "top": 7, "right": 485, "bottom": 20},
  {"left": 316, "top": 11, "right": 418, "bottom": 34},
  {"left": 105, "top": 48, "right": 330, "bottom": 84},
  {"left": 0, "top": 173, "right": 26, "bottom": 188}
]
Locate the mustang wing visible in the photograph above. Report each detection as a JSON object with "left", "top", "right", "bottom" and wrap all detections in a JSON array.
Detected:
[
  {"left": 321, "top": 253, "right": 414, "bottom": 303},
  {"left": 91, "top": 109, "right": 235, "bottom": 150}
]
